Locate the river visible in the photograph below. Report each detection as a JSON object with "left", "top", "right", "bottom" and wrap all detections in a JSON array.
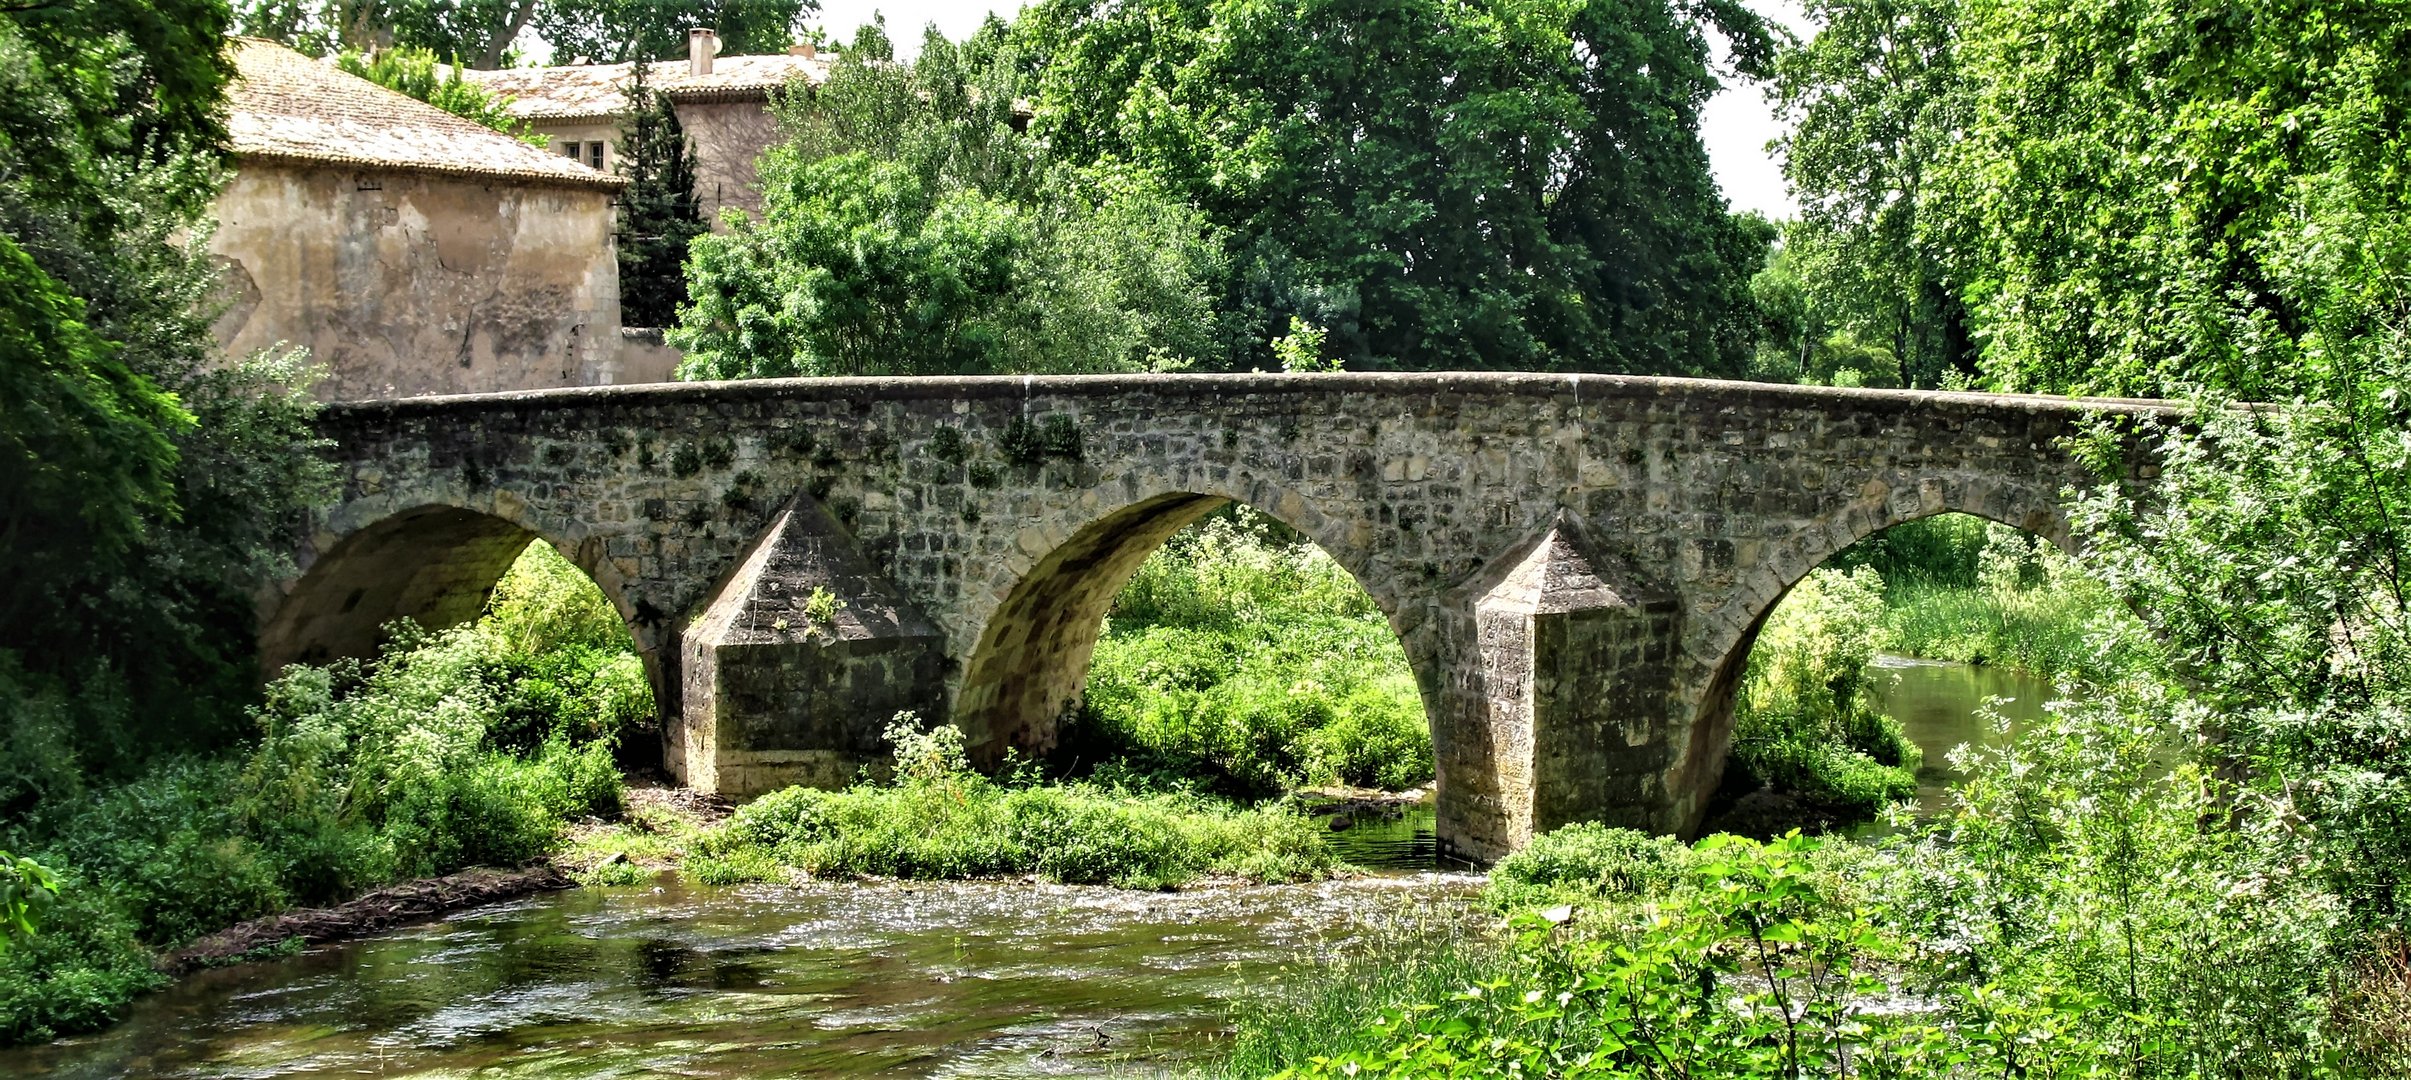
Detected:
[{"left": 3, "top": 658, "right": 2056, "bottom": 1079}]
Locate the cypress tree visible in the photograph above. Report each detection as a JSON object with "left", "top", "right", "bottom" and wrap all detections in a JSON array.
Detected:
[{"left": 615, "top": 58, "right": 707, "bottom": 328}]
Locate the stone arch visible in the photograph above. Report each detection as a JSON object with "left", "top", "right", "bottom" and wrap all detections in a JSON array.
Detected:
[
  {"left": 950, "top": 485, "right": 1433, "bottom": 770},
  {"left": 258, "top": 502, "right": 650, "bottom": 687},
  {"left": 1675, "top": 491, "right": 2078, "bottom": 829}
]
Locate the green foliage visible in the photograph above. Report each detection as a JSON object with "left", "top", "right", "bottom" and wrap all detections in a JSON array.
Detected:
[
  {"left": 0, "top": 854, "right": 58, "bottom": 953},
  {"left": 1016, "top": 0, "right": 1777, "bottom": 374},
  {"left": 1770, "top": 0, "right": 1975, "bottom": 389},
  {"left": 334, "top": 46, "right": 538, "bottom": 140},
  {"left": 1074, "top": 511, "right": 1432, "bottom": 796},
  {"left": 700, "top": 716, "right": 1337, "bottom": 890},
  {"left": 239, "top": 1, "right": 803, "bottom": 69},
  {"left": 1777, "top": 0, "right": 2411, "bottom": 399},
  {"left": 1272, "top": 317, "right": 1336, "bottom": 373},
  {"left": 1485, "top": 824, "right": 1691, "bottom": 910},
  {"left": 1, "top": 3, "right": 336, "bottom": 766},
  {"left": 2072, "top": 356, "right": 2411, "bottom": 938},
  {"left": 1875, "top": 683, "right": 2349, "bottom": 1072},
  {"left": 1730, "top": 567, "right": 1920, "bottom": 816},
  {"left": 674, "top": 23, "right": 1221, "bottom": 379},
  {"left": 534, "top": 0, "right": 812, "bottom": 65},
  {"left": 0, "top": 875, "right": 161, "bottom": 1046},
  {"left": 0, "top": 543, "right": 640, "bottom": 1044},
  {"left": 615, "top": 54, "right": 706, "bottom": 327},
  {"left": 1274, "top": 833, "right": 1964, "bottom": 1079}
]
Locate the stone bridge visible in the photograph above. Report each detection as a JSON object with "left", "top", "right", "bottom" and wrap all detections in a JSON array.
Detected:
[{"left": 261, "top": 373, "right": 2172, "bottom": 860}]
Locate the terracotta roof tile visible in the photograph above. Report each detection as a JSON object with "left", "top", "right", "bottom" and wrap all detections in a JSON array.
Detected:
[
  {"left": 227, "top": 38, "right": 627, "bottom": 192},
  {"left": 463, "top": 54, "right": 828, "bottom": 121}
]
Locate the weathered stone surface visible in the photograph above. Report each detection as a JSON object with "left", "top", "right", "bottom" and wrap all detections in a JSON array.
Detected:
[
  {"left": 210, "top": 163, "right": 623, "bottom": 400},
  {"left": 261, "top": 372, "right": 2176, "bottom": 861},
  {"left": 676, "top": 494, "right": 945, "bottom": 796}
]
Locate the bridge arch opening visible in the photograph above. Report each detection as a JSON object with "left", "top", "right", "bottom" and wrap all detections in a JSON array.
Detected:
[
  {"left": 259, "top": 505, "right": 663, "bottom": 760},
  {"left": 1691, "top": 508, "right": 2134, "bottom": 834},
  {"left": 955, "top": 493, "right": 1437, "bottom": 805}
]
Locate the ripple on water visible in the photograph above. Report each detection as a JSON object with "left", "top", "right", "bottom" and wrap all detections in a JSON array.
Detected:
[{"left": 0, "top": 873, "right": 1481, "bottom": 1079}]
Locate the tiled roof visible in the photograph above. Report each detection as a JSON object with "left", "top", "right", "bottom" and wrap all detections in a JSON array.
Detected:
[
  {"left": 463, "top": 54, "right": 829, "bottom": 121},
  {"left": 226, "top": 38, "right": 627, "bottom": 192}
]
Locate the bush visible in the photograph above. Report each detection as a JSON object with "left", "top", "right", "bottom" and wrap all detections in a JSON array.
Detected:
[
  {"left": 1486, "top": 823, "right": 1691, "bottom": 909},
  {"left": 0, "top": 879, "right": 162, "bottom": 1046},
  {"left": 1728, "top": 566, "right": 1920, "bottom": 816},
  {"left": 702, "top": 716, "right": 1336, "bottom": 889},
  {"left": 1076, "top": 510, "right": 1431, "bottom": 796},
  {"left": 0, "top": 596, "right": 635, "bottom": 1044}
]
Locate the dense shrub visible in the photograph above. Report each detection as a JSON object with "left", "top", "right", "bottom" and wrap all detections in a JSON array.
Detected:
[
  {"left": 1076, "top": 511, "right": 1432, "bottom": 795},
  {"left": 700, "top": 716, "right": 1336, "bottom": 890},
  {"left": 0, "top": 542, "right": 642, "bottom": 1045},
  {"left": 1485, "top": 823, "right": 1691, "bottom": 909},
  {"left": 1728, "top": 566, "right": 1920, "bottom": 815}
]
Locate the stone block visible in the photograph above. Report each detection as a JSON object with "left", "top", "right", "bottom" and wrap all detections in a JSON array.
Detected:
[{"left": 673, "top": 494, "right": 945, "bottom": 798}]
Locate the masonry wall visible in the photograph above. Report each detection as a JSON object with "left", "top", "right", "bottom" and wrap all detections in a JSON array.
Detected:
[
  {"left": 211, "top": 163, "right": 623, "bottom": 400},
  {"left": 266, "top": 374, "right": 2170, "bottom": 859}
]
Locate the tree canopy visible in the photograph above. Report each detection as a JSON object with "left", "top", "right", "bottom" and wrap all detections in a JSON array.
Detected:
[
  {"left": 672, "top": 22, "right": 1222, "bottom": 379},
  {"left": 234, "top": 0, "right": 814, "bottom": 67},
  {"left": 1774, "top": 0, "right": 2411, "bottom": 398},
  {"left": 1011, "top": 0, "right": 1777, "bottom": 374}
]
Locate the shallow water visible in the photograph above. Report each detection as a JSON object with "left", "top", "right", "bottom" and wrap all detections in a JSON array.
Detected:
[
  {"left": 3, "top": 873, "right": 1479, "bottom": 1079},
  {"left": 1866, "top": 655, "right": 2058, "bottom": 814},
  {"left": 4, "top": 660, "right": 2047, "bottom": 1078}
]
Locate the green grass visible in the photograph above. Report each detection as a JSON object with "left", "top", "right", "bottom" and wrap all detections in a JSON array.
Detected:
[
  {"left": 693, "top": 720, "right": 1336, "bottom": 890},
  {"left": 1073, "top": 509, "right": 1432, "bottom": 797}
]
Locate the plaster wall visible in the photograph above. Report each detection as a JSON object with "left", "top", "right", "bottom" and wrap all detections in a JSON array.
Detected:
[
  {"left": 211, "top": 163, "right": 623, "bottom": 399},
  {"left": 674, "top": 99, "right": 782, "bottom": 229}
]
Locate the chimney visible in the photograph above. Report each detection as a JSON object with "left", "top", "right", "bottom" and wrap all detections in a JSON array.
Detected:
[
  {"left": 688, "top": 28, "right": 719, "bottom": 76},
  {"left": 788, "top": 41, "right": 817, "bottom": 59}
]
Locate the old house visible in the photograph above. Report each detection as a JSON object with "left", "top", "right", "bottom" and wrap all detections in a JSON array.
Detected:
[
  {"left": 214, "top": 38, "right": 632, "bottom": 400},
  {"left": 464, "top": 30, "right": 830, "bottom": 230}
]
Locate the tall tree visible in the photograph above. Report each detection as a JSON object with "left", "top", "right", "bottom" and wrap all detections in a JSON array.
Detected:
[
  {"left": 1014, "top": 0, "right": 1776, "bottom": 374},
  {"left": 535, "top": 0, "right": 815, "bottom": 64},
  {"left": 673, "top": 22, "right": 1221, "bottom": 379},
  {"left": 237, "top": 0, "right": 817, "bottom": 67},
  {"left": 2, "top": 0, "right": 335, "bottom": 767},
  {"left": 614, "top": 58, "right": 707, "bottom": 327},
  {"left": 1770, "top": 0, "right": 1973, "bottom": 389}
]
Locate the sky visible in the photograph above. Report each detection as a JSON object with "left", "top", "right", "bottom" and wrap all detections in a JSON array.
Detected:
[{"left": 802, "top": 0, "right": 1808, "bottom": 218}]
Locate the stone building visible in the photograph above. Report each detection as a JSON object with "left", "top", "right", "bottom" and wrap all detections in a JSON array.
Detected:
[
  {"left": 463, "top": 30, "right": 830, "bottom": 231},
  {"left": 214, "top": 38, "right": 633, "bottom": 399}
]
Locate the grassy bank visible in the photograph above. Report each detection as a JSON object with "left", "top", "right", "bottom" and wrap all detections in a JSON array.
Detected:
[
  {"left": 0, "top": 544, "right": 637, "bottom": 1045},
  {"left": 643, "top": 718, "right": 1338, "bottom": 891},
  {"left": 1215, "top": 717, "right": 2389, "bottom": 1076}
]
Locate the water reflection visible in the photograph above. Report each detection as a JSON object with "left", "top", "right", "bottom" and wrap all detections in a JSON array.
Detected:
[{"left": 1867, "top": 655, "right": 2059, "bottom": 814}]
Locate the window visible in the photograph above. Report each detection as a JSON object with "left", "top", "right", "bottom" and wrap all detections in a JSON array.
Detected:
[{"left": 558, "top": 141, "right": 606, "bottom": 170}]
